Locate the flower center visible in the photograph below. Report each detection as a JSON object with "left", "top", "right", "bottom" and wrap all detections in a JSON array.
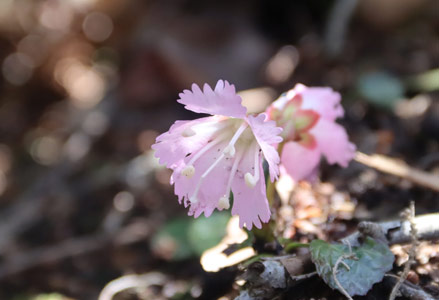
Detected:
[
  {"left": 218, "top": 140, "right": 261, "bottom": 210},
  {"left": 269, "top": 94, "right": 320, "bottom": 148},
  {"left": 186, "top": 121, "right": 249, "bottom": 204},
  {"left": 179, "top": 119, "right": 260, "bottom": 208}
]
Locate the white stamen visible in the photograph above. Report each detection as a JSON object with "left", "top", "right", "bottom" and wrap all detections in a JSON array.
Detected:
[
  {"left": 181, "top": 134, "right": 226, "bottom": 178},
  {"left": 182, "top": 127, "right": 196, "bottom": 137},
  {"left": 186, "top": 132, "right": 228, "bottom": 167},
  {"left": 218, "top": 196, "right": 230, "bottom": 210},
  {"left": 245, "top": 173, "right": 257, "bottom": 188},
  {"left": 190, "top": 153, "right": 225, "bottom": 202},
  {"left": 189, "top": 121, "right": 248, "bottom": 203},
  {"left": 244, "top": 144, "right": 260, "bottom": 188},
  {"left": 223, "top": 144, "right": 235, "bottom": 157},
  {"left": 181, "top": 165, "right": 195, "bottom": 178},
  {"left": 222, "top": 122, "right": 248, "bottom": 158},
  {"left": 189, "top": 195, "right": 198, "bottom": 204},
  {"left": 203, "top": 154, "right": 225, "bottom": 178},
  {"left": 219, "top": 147, "right": 245, "bottom": 210}
]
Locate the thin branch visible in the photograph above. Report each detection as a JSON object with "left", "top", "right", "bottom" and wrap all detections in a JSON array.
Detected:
[
  {"left": 333, "top": 255, "right": 353, "bottom": 300},
  {"left": 384, "top": 275, "right": 435, "bottom": 300},
  {"left": 354, "top": 151, "right": 439, "bottom": 192},
  {"left": 389, "top": 202, "right": 418, "bottom": 300},
  {"left": 342, "top": 213, "right": 439, "bottom": 247},
  {"left": 290, "top": 271, "right": 317, "bottom": 281},
  {"left": 99, "top": 273, "right": 166, "bottom": 300}
]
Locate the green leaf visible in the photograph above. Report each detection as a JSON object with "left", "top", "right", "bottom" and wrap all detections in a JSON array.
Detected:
[
  {"left": 187, "top": 212, "right": 229, "bottom": 256},
  {"left": 152, "top": 213, "right": 229, "bottom": 260},
  {"left": 357, "top": 71, "right": 404, "bottom": 109},
  {"left": 310, "top": 237, "right": 394, "bottom": 296},
  {"left": 283, "top": 241, "right": 309, "bottom": 253},
  {"left": 152, "top": 217, "right": 194, "bottom": 260},
  {"left": 241, "top": 253, "right": 274, "bottom": 268},
  {"left": 407, "top": 68, "right": 439, "bottom": 92}
]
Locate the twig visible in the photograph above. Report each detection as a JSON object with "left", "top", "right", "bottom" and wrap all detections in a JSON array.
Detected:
[
  {"left": 384, "top": 275, "right": 435, "bottom": 300},
  {"left": 332, "top": 255, "right": 353, "bottom": 300},
  {"left": 290, "top": 271, "right": 317, "bottom": 281},
  {"left": 98, "top": 273, "right": 166, "bottom": 300},
  {"left": 332, "top": 241, "right": 357, "bottom": 300},
  {"left": 342, "top": 239, "right": 353, "bottom": 254},
  {"left": 342, "top": 213, "right": 439, "bottom": 247},
  {"left": 389, "top": 202, "right": 418, "bottom": 300},
  {"left": 354, "top": 151, "right": 439, "bottom": 192}
]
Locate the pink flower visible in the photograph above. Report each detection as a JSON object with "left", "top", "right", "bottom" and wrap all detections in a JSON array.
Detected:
[
  {"left": 152, "top": 80, "right": 283, "bottom": 229},
  {"left": 267, "top": 84, "right": 355, "bottom": 182}
]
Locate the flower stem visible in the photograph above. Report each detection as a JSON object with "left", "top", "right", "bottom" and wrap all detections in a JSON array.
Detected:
[{"left": 266, "top": 180, "right": 275, "bottom": 206}]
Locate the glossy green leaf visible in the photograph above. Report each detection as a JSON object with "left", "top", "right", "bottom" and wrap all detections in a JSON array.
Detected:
[{"left": 310, "top": 237, "right": 394, "bottom": 296}]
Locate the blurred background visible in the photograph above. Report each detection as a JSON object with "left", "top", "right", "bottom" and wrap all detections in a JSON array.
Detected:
[{"left": 0, "top": 0, "right": 438, "bottom": 299}]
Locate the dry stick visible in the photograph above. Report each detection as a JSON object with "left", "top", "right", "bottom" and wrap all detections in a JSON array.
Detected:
[
  {"left": 99, "top": 273, "right": 167, "bottom": 300},
  {"left": 389, "top": 202, "right": 418, "bottom": 300},
  {"left": 333, "top": 255, "right": 353, "bottom": 300},
  {"left": 354, "top": 151, "right": 439, "bottom": 192},
  {"left": 384, "top": 275, "right": 435, "bottom": 300},
  {"left": 332, "top": 239, "right": 357, "bottom": 300},
  {"left": 290, "top": 271, "right": 317, "bottom": 281},
  {"left": 342, "top": 213, "right": 439, "bottom": 247}
]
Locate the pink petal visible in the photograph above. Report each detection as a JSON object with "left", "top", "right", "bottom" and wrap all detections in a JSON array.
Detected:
[
  {"left": 177, "top": 80, "right": 247, "bottom": 118},
  {"left": 247, "top": 113, "right": 283, "bottom": 181},
  {"left": 295, "top": 84, "right": 344, "bottom": 121},
  {"left": 281, "top": 141, "right": 321, "bottom": 181},
  {"left": 173, "top": 140, "right": 231, "bottom": 218},
  {"left": 152, "top": 116, "right": 220, "bottom": 169},
  {"left": 231, "top": 148, "right": 270, "bottom": 230},
  {"left": 311, "top": 119, "right": 356, "bottom": 167}
]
